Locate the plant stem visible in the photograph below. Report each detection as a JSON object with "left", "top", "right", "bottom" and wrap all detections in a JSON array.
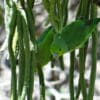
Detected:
[{"left": 69, "top": 51, "right": 75, "bottom": 100}]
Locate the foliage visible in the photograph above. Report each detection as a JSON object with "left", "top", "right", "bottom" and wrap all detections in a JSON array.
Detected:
[
  {"left": 4, "top": 0, "right": 99, "bottom": 100},
  {"left": 0, "top": 6, "right": 4, "bottom": 25}
]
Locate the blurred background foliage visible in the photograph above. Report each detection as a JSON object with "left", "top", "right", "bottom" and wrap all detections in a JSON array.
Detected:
[
  {"left": 0, "top": 6, "right": 4, "bottom": 26},
  {"left": 0, "top": 0, "right": 4, "bottom": 26}
]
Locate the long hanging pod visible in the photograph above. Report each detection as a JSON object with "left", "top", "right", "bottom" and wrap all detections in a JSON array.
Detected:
[
  {"left": 87, "top": 1, "right": 97, "bottom": 100},
  {"left": 7, "top": 3, "right": 18, "bottom": 100},
  {"left": 69, "top": 51, "right": 75, "bottom": 100},
  {"left": 21, "top": 9, "right": 35, "bottom": 100},
  {"left": 25, "top": 1, "right": 46, "bottom": 100},
  {"left": 75, "top": 0, "right": 91, "bottom": 99},
  {"left": 17, "top": 9, "right": 25, "bottom": 100},
  {"left": 17, "top": 10, "right": 31, "bottom": 100}
]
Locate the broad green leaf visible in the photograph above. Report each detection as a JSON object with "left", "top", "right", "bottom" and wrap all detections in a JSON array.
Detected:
[
  {"left": 50, "top": 18, "right": 100, "bottom": 57},
  {"left": 37, "top": 26, "right": 54, "bottom": 66}
]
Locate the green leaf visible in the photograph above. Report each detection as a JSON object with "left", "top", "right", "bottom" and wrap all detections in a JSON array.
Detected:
[
  {"left": 50, "top": 18, "right": 100, "bottom": 57},
  {"left": 37, "top": 26, "right": 54, "bottom": 66}
]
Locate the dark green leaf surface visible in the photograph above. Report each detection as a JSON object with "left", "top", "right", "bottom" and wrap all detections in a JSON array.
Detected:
[
  {"left": 50, "top": 18, "right": 100, "bottom": 56},
  {"left": 37, "top": 27, "right": 54, "bottom": 66}
]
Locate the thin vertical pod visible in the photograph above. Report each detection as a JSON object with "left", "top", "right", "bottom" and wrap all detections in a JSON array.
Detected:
[
  {"left": 61, "top": 0, "right": 69, "bottom": 26},
  {"left": 87, "top": 2, "right": 97, "bottom": 100},
  {"left": 21, "top": 11, "right": 35, "bottom": 100},
  {"left": 7, "top": 3, "right": 17, "bottom": 100},
  {"left": 79, "top": 48, "right": 87, "bottom": 100},
  {"left": 16, "top": 10, "right": 25, "bottom": 99},
  {"left": 24, "top": 3, "right": 36, "bottom": 99},
  {"left": 17, "top": 10, "right": 31, "bottom": 100},
  {"left": 36, "top": 51, "right": 45, "bottom": 100},
  {"left": 24, "top": 2, "right": 35, "bottom": 44},
  {"left": 56, "top": 0, "right": 62, "bottom": 30},
  {"left": 25, "top": 2, "right": 46, "bottom": 100},
  {"left": 42, "top": 0, "right": 50, "bottom": 12},
  {"left": 69, "top": 51, "right": 75, "bottom": 100},
  {"left": 26, "top": 0, "right": 35, "bottom": 8},
  {"left": 56, "top": 0, "right": 68, "bottom": 31},
  {"left": 49, "top": 0, "right": 59, "bottom": 32},
  {"left": 27, "top": 50, "right": 35, "bottom": 100},
  {"left": 75, "top": 0, "right": 90, "bottom": 99}
]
